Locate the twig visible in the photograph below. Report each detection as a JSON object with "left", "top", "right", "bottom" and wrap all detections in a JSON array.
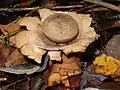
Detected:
[
  {"left": 86, "top": 5, "right": 120, "bottom": 12},
  {"left": 0, "top": 7, "right": 40, "bottom": 12},
  {"left": 86, "top": 7, "right": 109, "bottom": 12},
  {"left": 3, "top": 77, "right": 28, "bottom": 89},
  {"left": 25, "top": 4, "right": 48, "bottom": 16},
  {"left": 0, "top": 5, "right": 83, "bottom": 12},
  {"left": 75, "top": 4, "right": 97, "bottom": 13},
  {"left": 0, "top": 3, "right": 49, "bottom": 12},
  {"left": 84, "top": 0, "right": 120, "bottom": 12},
  {"left": 51, "top": 5, "right": 83, "bottom": 9}
]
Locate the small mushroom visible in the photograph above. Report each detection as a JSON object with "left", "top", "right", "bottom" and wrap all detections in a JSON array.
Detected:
[{"left": 48, "top": 54, "right": 81, "bottom": 86}]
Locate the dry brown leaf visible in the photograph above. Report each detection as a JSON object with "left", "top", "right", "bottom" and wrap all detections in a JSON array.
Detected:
[
  {"left": 0, "top": 40, "right": 28, "bottom": 67},
  {"left": 5, "top": 48, "right": 28, "bottom": 67},
  {"left": 48, "top": 54, "right": 81, "bottom": 86}
]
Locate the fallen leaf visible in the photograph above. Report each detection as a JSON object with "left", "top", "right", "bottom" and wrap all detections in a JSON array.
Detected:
[
  {"left": 81, "top": 71, "right": 107, "bottom": 88},
  {"left": 5, "top": 48, "right": 28, "bottom": 67},
  {"left": 48, "top": 54, "right": 81, "bottom": 87},
  {"left": 0, "top": 40, "right": 28, "bottom": 67},
  {"left": 93, "top": 54, "right": 120, "bottom": 76}
]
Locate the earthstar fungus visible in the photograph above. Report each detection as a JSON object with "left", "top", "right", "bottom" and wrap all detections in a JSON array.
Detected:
[{"left": 10, "top": 8, "right": 99, "bottom": 63}]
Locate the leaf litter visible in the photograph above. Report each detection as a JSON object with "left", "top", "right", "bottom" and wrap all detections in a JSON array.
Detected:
[{"left": 0, "top": 0, "right": 120, "bottom": 90}]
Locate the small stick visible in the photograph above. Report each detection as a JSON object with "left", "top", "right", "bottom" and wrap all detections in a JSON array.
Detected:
[
  {"left": 86, "top": 5, "right": 120, "bottom": 12},
  {"left": 51, "top": 5, "right": 83, "bottom": 9},
  {"left": 4, "top": 77, "right": 28, "bottom": 89},
  {"left": 0, "top": 5, "right": 83, "bottom": 12},
  {"left": 0, "top": 7, "right": 40, "bottom": 12},
  {"left": 84, "top": 0, "right": 120, "bottom": 12},
  {"left": 86, "top": 7, "right": 109, "bottom": 12},
  {"left": 75, "top": 4, "right": 97, "bottom": 13}
]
